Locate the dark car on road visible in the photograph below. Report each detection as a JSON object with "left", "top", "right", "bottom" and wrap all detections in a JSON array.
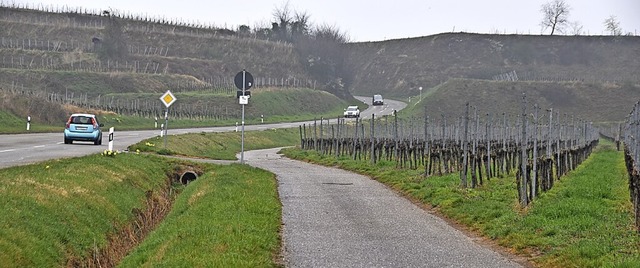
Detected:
[{"left": 373, "top": 94, "right": 384, "bottom": 106}]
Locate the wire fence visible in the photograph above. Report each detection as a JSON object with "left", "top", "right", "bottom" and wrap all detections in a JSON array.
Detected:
[
  {"left": 0, "top": 37, "right": 170, "bottom": 57},
  {"left": 0, "top": 1, "right": 247, "bottom": 40},
  {"left": 492, "top": 69, "right": 638, "bottom": 84}
]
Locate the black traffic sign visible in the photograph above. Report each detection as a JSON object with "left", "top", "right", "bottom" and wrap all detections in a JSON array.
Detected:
[{"left": 234, "top": 70, "right": 253, "bottom": 90}]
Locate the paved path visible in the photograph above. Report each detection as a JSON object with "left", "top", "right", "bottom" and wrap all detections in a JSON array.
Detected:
[{"left": 243, "top": 148, "right": 524, "bottom": 268}]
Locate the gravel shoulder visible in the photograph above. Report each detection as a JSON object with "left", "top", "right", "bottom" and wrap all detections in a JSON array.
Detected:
[{"left": 243, "top": 147, "right": 528, "bottom": 268}]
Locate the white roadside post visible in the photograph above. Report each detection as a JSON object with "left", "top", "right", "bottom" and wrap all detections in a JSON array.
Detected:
[
  {"left": 155, "top": 116, "right": 158, "bottom": 128},
  {"left": 26, "top": 116, "right": 31, "bottom": 131},
  {"left": 108, "top": 127, "right": 114, "bottom": 151},
  {"left": 159, "top": 90, "right": 177, "bottom": 149},
  {"left": 160, "top": 124, "right": 164, "bottom": 137}
]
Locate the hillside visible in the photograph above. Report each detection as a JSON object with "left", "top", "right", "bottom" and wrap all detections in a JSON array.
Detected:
[
  {"left": 0, "top": 6, "right": 334, "bottom": 126},
  {"left": 404, "top": 79, "right": 640, "bottom": 123},
  {"left": 2, "top": 6, "right": 640, "bottom": 126},
  {"left": 0, "top": 8, "right": 307, "bottom": 80},
  {"left": 347, "top": 33, "right": 640, "bottom": 99}
]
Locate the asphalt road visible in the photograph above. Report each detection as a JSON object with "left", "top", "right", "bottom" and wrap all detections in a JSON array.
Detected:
[
  {"left": 243, "top": 148, "right": 524, "bottom": 267},
  {"left": 0, "top": 96, "right": 526, "bottom": 266},
  {"left": 0, "top": 96, "right": 405, "bottom": 169}
]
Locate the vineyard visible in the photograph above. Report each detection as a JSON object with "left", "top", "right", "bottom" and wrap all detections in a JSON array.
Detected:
[
  {"left": 0, "top": 2, "right": 321, "bottom": 123},
  {"left": 623, "top": 102, "right": 640, "bottom": 232},
  {"left": 300, "top": 94, "right": 599, "bottom": 207}
]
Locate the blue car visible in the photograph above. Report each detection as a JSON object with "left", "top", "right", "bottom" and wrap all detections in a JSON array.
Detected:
[{"left": 64, "top": 113, "right": 103, "bottom": 145}]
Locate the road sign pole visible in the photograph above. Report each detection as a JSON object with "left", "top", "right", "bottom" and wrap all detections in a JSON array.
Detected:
[
  {"left": 234, "top": 69, "right": 252, "bottom": 164},
  {"left": 241, "top": 70, "right": 246, "bottom": 164},
  {"left": 164, "top": 108, "right": 169, "bottom": 149},
  {"left": 159, "top": 90, "right": 176, "bottom": 149}
]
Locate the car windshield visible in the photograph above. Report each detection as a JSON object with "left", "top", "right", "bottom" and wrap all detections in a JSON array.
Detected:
[{"left": 347, "top": 107, "right": 358, "bottom": 111}]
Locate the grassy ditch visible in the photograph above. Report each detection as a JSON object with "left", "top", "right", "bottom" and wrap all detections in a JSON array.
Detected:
[
  {"left": 281, "top": 140, "right": 640, "bottom": 267},
  {"left": 119, "top": 164, "right": 282, "bottom": 267},
  {"left": 0, "top": 153, "right": 175, "bottom": 266},
  {"left": 129, "top": 127, "right": 300, "bottom": 160},
  {"left": 0, "top": 151, "right": 282, "bottom": 267}
]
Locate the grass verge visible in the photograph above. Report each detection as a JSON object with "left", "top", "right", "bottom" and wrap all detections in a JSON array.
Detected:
[
  {"left": 129, "top": 127, "right": 300, "bottom": 160},
  {"left": 280, "top": 140, "right": 640, "bottom": 267},
  {"left": 0, "top": 110, "right": 60, "bottom": 133}
]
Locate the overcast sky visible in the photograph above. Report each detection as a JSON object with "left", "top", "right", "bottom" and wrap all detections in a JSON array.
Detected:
[{"left": 8, "top": 0, "right": 640, "bottom": 42}]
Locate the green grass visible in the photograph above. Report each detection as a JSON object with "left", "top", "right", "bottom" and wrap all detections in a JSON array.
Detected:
[
  {"left": 0, "top": 153, "right": 174, "bottom": 266},
  {"left": 0, "top": 150, "right": 284, "bottom": 266},
  {"left": 281, "top": 140, "right": 640, "bottom": 267},
  {"left": 0, "top": 110, "right": 61, "bottom": 133},
  {"left": 0, "top": 87, "right": 352, "bottom": 133},
  {"left": 492, "top": 141, "right": 640, "bottom": 267},
  {"left": 129, "top": 128, "right": 301, "bottom": 160},
  {"left": 118, "top": 164, "right": 282, "bottom": 267}
]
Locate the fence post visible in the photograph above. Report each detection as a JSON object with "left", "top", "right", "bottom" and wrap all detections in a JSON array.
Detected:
[
  {"left": 461, "top": 102, "right": 469, "bottom": 188},
  {"left": 371, "top": 114, "right": 376, "bottom": 164},
  {"left": 520, "top": 93, "right": 528, "bottom": 207}
]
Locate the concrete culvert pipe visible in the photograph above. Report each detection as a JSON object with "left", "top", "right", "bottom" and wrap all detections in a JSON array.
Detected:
[{"left": 180, "top": 171, "right": 198, "bottom": 184}]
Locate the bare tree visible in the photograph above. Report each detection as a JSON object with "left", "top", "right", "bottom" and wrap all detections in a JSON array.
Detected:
[
  {"left": 540, "top": 0, "right": 570, "bottom": 35},
  {"left": 295, "top": 24, "right": 352, "bottom": 98},
  {"left": 271, "top": 2, "right": 311, "bottom": 42},
  {"left": 569, "top": 21, "right": 583, "bottom": 35},
  {"left": 604, "top": 15, "right": 622, "bottom": 36}
]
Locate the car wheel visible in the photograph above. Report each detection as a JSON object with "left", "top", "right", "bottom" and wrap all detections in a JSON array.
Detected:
[
  {"left": 95, "top": 137, "right": 102, "bottom": 145},
  {"left": 64, "top": 138, "right": 72, "bottom": 144}
]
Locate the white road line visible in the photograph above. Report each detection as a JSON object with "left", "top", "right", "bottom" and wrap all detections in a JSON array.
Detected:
[
  {"left": 33, "top": 145, "right": 45, "bottom": 148},
  {"left": 0, "top": 149, "right": 16, "bottom": 153}
]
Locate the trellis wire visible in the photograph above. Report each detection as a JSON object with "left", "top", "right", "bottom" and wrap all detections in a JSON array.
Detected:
[{"left": 300, "top": 96, "right": 599, "bottom": 207}]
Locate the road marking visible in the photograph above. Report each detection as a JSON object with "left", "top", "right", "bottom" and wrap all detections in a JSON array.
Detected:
[
  {"left": 0, "top": 149, "right": 16, "bottom": 153},
  {"left": 33, "top": 145, "right": 45, "bottom": 148}
]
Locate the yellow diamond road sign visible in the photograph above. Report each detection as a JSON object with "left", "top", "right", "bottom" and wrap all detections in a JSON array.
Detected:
[{"left": 160, "top": 90, "right": 176, "bottom": 108}]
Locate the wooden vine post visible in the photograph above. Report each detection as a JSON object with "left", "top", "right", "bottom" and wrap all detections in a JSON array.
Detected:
[
  {"left": 519, "top": 93, "right": 529, "bottom": 207},
  {"left": 461, "top": 102, "right": 469, "bottom": 188},
  {"left": 546, "top": 108, "right": 553, "bottom": 188},
  {"left": 371, "top": 114, "right": 376, "bottom": 164},
  {"left": 486, "top": 113, "right": 492, "bottom": 180},
  {"left": 532, "top": 104, "right": 540, "bottom": 199}
]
